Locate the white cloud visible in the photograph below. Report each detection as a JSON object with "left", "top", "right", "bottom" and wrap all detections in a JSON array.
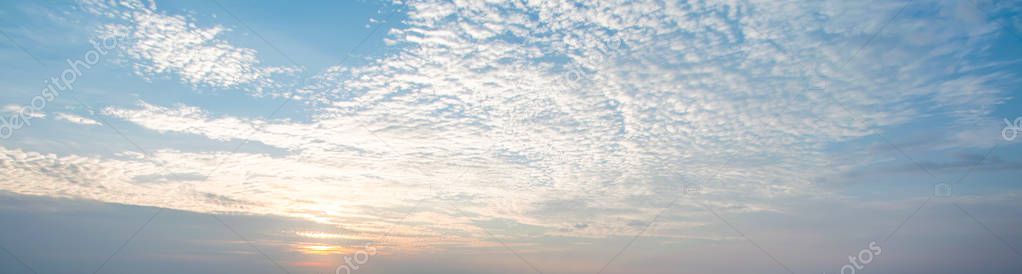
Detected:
[
  {"left": 1, "top": 104, "right": 21, "bottom": 113},
  {"left": 4, "top": 0, "right": 1015, "bottom": 250},
  {"left": 1, "top": 104, "right": 45, "bottom": 119},
  {"left": 54, "top": 112, "right": 102, "bottom": 126},
  {"left": 84, "top": 0, "right": 299, "bottom": 95}
]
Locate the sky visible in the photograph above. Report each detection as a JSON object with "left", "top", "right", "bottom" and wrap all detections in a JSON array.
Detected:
[{"left": 0, "top": 0, "right": 1021, "bottom": 273}]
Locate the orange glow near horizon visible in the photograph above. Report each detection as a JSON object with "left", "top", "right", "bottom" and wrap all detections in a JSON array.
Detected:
[{"left": 294, "top": 243, "right": 350, "bottom": 255}]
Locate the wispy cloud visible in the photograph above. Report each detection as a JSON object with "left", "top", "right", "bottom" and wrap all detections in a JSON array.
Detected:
[{"left": 54, "top": 112, "right": 102, "bottom": 126}]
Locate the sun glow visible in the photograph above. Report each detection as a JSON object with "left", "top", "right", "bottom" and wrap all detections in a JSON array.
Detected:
[
  {"left": 295, "top": 243, "right": 350, "bottom": 255},
  {"left": 295, "top": 231, "right": 351, "bottom": 239}
]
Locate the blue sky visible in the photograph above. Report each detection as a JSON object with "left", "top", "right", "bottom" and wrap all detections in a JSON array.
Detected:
[{"left": 1, "top": 0, "right": 1021, "bottom": 273}]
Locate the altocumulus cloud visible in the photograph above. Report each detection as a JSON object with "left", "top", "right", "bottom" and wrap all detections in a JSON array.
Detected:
[
  {"left": 0, "top": 0, "right": 1017, "bottom": 248},
  {"left": 81, "top": 0, "right": 299, "bottom": 95}
]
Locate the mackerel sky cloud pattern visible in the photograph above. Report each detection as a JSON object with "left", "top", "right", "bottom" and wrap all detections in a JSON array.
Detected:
[{"left": 0, "top": 0, "right": 1020, "bottom": 273}]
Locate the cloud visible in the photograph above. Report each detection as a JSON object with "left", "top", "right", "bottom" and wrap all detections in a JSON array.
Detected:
[
  {"left": 83, "top": 0, "right": 298, "bottom": 95},
  {"left": 54, "top": 112, "right": 102, "bottom": 126},
  {"left": 1, "top": 104, "right": 45, "bottom": 119},
  {"left": 3, "top": 0, "right": 1016, "bottom": 251}
]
